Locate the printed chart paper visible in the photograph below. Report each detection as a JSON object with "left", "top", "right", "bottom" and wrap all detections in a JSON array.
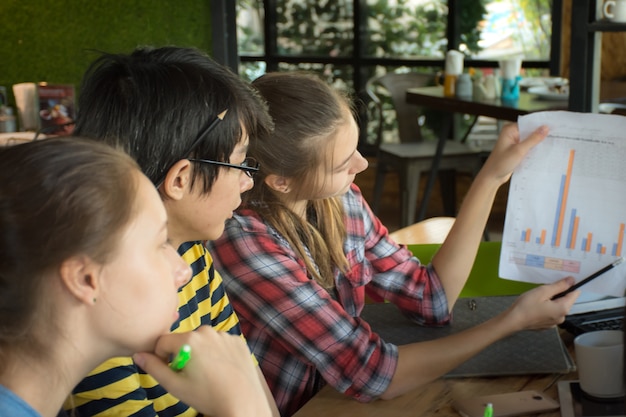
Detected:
[{"left": 499, "top": 111, "right": 626, "bottom": 297}]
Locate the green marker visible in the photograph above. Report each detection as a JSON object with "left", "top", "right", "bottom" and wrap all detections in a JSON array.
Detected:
[
  {"left": 169, "top": 344, "right": 192, "bottom": 371},
  {"left": 483, "top": 402, "right": 493, "bottom": 417}
]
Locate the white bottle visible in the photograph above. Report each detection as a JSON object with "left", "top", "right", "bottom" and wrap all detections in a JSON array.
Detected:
[{"left": 483, "top": 74, "right": 499, "bottom": 100}]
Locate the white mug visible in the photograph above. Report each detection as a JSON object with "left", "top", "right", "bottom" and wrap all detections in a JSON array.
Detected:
[
  {"left": 604, "top": 0, "right": 626, "bottom": 22},
  {"left": 574, "top": 330, "right": 624, "bottom": 398}
]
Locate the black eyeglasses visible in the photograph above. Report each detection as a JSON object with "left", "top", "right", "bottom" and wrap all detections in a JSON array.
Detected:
[{"left": 188, "top": 157, "right": 260, "bottom": 178}]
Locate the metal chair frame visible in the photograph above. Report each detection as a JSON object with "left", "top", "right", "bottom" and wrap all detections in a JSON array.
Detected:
[{"left": 366, "top": 71, "right": 484, "bottom": 227}]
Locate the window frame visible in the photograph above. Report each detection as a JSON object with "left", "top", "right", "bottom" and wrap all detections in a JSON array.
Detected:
[
  {"left": 227, "top": 0, "right": 562, "bottom": 151},
  {"left": 235, "top": 0, "right": 562, "bottom": 81}
]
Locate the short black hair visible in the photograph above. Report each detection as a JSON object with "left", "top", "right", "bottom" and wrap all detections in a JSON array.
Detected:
[{"left": 74, "top": 46, "right": 273, "bottom": 192}]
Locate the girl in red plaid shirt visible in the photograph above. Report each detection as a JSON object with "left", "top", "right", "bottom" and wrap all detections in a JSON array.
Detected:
[{"left": 208, "top": 72, "right": 580, "bottom": 416}]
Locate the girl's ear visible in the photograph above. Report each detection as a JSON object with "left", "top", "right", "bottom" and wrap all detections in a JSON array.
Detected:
[
  {"left": 265, "top": 174, "right": 292, "bottom": 194},
  {"left": 160, "top": 159, "right": 192, "bottom": 200},
  {"left": 59, "top": 255, "right": 99, "bottom": 306}
]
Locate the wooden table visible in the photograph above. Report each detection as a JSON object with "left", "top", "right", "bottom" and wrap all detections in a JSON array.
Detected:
[
  {"left": 0, "top": 131, "right": 37, "bottom": 146},
  {"left": 405, "top": 86, "right": 567, "bottom": 221},
  {"left": 293, "top": 331, "right": 577, "bottom": 417},
  {"left": 406, "top": 86, "right": 567, "bottom": 122}
]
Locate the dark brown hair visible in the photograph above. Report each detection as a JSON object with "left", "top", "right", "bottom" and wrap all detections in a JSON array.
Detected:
[
  {"left": 0, "top": 137, "right": 140, "bottom": 369},
  {"left": 247, "top": 72, "right": 354, "bottom": 288}
]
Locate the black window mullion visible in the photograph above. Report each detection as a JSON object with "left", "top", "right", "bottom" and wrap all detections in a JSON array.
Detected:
[
  {"left": 354, "top": 0, "right": 368, "bottom": 92},
  {"left": 264, "top": 0, "right": 279, "bottom": 72},
  {"left": 240, "top": 1, "right": 554, "bottom": 88},
  {"left": 550, "top": 0, "right": 563, "bottom": 76},
  {"left": 447, "top": 0, "right": 460, "bottom": 52}
]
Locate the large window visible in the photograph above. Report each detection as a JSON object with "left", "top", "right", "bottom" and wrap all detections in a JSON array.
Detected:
[
  {"left": 475, "top": 1, "right": 554, "bottom": 60},
  {"left": 236, "top": 0, "right": 558, "bottom": 151}
]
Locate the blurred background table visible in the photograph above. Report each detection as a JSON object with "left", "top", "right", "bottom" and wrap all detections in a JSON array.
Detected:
[
  {"left": 406, "top": 86, "right": 568, "bottom": 121},
  {"left": 0, "top": 131, "right": 37, "bottom": 146},
  {"left": 405, "top": 86, "right": 568, "bottom": 222}
]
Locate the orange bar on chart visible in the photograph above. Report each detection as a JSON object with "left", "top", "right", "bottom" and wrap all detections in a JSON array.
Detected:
[
  {"left": 555, "top": 150, "right": 575, "bottom": 247},
  {"left": 525, "top": 228, "right": 531, "bottom": 242},
  {"left": 540, "top": 229, "right": 546, "bottom": 245},
  {"left": 585, "top": 232, "right": 592, "bottom": 252}
]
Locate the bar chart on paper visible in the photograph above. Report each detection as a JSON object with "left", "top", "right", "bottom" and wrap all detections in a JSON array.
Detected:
[{"left": 500, "top": 111, "right": 626, "bottom": 296}]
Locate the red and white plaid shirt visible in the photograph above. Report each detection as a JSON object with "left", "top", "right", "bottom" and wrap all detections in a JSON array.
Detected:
[{"left": 208, "top": 184, "right": 450, "bottom": 416}]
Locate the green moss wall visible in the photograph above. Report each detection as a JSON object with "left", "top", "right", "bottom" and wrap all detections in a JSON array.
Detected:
[{"left": 0, "top": 1, "right": 212, "bottom": 107}]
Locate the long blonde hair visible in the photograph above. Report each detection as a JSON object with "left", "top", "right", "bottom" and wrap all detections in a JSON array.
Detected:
[{"left": 247, "top": 72, "right": 353, "bottom": 288}]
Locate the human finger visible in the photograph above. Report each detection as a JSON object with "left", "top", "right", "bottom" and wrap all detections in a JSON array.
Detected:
[{"left": 517, "top": 124, "right": 549, "bottom": 151}]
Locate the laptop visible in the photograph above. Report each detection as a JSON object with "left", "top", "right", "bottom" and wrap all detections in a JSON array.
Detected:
[{"left": 559, "top": 294, "right": 626, "bottom": 336}]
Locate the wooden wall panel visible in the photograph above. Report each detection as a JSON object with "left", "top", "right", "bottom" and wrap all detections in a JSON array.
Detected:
[{"left": 560, "top": 0, "right": 626, "bottom": 85}]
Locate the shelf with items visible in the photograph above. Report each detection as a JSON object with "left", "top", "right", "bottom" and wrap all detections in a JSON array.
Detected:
[
  {"left": 587, "top": 21, "right": 626, "bottom": 31},
  {"left": 568, "top": 0, "right": 626, "bottom": 112}
]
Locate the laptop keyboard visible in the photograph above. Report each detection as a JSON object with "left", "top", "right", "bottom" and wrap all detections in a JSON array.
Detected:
[
  {"left": 581, "top": 315, "right": 624, "bottom": 331},
  {"left": 560, "top": 307, "right": 625, "bottom": 335}
]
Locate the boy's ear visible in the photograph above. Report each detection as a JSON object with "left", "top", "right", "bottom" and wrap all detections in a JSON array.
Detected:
[
  {"left": 59, "top": 255, "right": 99, "bottom": 306},
  {"left": 264, "top": 174, "right": 292, "bottom": 194},
  {"left": 160, "top": 159, "right": 192, "bottom": 200}
]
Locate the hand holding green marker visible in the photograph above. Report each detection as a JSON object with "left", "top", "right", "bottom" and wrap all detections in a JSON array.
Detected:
[{"left": 169, "top": 344, "right": 192, "bottom": 371}]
